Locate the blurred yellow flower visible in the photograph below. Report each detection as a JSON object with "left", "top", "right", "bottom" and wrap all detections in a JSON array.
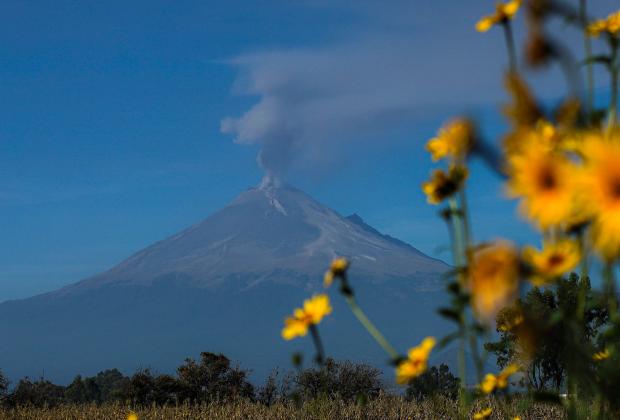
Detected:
[
  {"left": 522, "top": 239, "right": 581, "bottom": 286},
  {"left": 534, "top": 120, "right": 581, "bottom": 153},
  {"left": 476, "top": 0, "right": 521, "bottom": 32},
  {"left": 281, "top": 294, "right": 332, "bottom": 340},
  {"left": 499, "top": 364, "right": 519, "bottom": 388},
  {"left": 538, "top": 120, "right": 559, "bottom": 145},
  {"left": 127, "top": 413, "right": 138, "bottom": 420},
  {"left": 498, "top": 312, "right": 523, "bottom": 332},
  {"left": 505, "top": 120, "right": 566, "bottom": 155},
  {"left": 468, "top": 242, "right": 520, "bottom": 324},
  {"left": 324, "top": 257, "right": 349, "bottom": 287},
  {"left": 395, "top": 337, "right": 436, "bottom": 384},
  {"left": 593, "top": 348, "right": 610, "bottom": 361},
  {"left": 507, "top": 141, "right": 579, "bottom": 229},
  {"left": 473, "top": 407, "right": 493, "bottom": 419},
  {"left": 422, "top": 166, "right": 468, "bottom": 205},
  {"left": 425, "top": 118, "right": 474, "bottom": 162},
  {"left": 480, "top": 364, "right": 518, "bottom": 394},
  {"left": 480, "top": 373, "right": 497, "bottom": 394},
  {"left": 587, "top": 10, "right": 620, "bottom": 37},
  {"left": 581, "top": 135, "right": 620, "bottom": 260}
]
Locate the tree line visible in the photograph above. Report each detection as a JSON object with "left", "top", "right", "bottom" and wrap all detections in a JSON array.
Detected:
[
  {"left": 0, "top": 351, "right": 459, "bottom": 408},
  {"left": 0, "top": 276, "right": 599, "bottom": 408}
]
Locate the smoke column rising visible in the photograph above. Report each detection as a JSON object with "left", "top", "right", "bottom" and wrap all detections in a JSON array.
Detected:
[{"left": 220, "top": 1, "right": 610, "bottom": 180}]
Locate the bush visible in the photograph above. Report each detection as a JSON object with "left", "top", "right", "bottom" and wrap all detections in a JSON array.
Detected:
[
  {"left": 10, "top": 378, "right": 66, "bottom": 408},
  {"left": 292, "top": 358, "right": 383, "bottom": 402},
  {"left": 405, "top": 364, "right": 459, "bottom": 402},
  {"left": 176, "top": 352, "right": 254, "bottom": 403}
]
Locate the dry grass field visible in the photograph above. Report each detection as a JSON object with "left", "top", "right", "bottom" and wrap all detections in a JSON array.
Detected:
[{"left": 0, "top": 395, "right": 573, "bottom": 420}]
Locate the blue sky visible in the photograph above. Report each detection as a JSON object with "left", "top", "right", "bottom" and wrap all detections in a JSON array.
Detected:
[{"left": 0, "top": 0, "right": 617, "bottom": 300}]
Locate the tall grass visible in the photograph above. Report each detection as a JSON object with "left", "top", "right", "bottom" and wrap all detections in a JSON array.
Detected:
[{"left": 0, "top": 395, "right": 571, "bottom": 420}]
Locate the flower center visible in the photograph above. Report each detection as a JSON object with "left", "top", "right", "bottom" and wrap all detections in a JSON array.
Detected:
[
  {"left": 538, "top": 167, "right": 557, "bottom": 191},
  {"left": 547, "top": 253, "right": 565, "bottom": 267},
  {"left": 608, "top": 176, "right": 620, "bottom": 201}
]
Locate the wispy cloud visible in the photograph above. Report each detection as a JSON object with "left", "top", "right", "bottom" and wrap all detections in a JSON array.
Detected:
[
  {"left": 221, "top": 4, "right": 503, "bottom": 178},
  {"left": 221, "top": 1, "right": 617, "bottom": 180}
]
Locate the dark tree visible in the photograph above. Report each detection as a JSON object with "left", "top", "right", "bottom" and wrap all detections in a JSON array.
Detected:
[
  {"left": 151, "top": 374, "right": 180, "bottom": 406},
  {"left": 65, "top": 375, "right": 101, "bottom": 403},
  {"left": 485, "top": 274, "right": 608, "bottom": 391},
  {"left": 257, "top": 369, "right": 279, "bottom": 406},
  {"left": 11, "top": 378, "right": 65, "bottom": 407},
  {"left": 93, "top": 369, "right": 130, "bottom": 402},
  {"left": 176, "top": 352, "right": 254, "bottom": 403},
  {"left": 0, "top": 370, "right": 8, "bottom": 399},
  {"left": 127, "top": 369, "right": 156, "bottom": 406},
  {"left": 293, "top": 358, "right": 383, "bottom": 402},
  {"left": 405, "top": 364, "right": 459, "bottom": 401}
]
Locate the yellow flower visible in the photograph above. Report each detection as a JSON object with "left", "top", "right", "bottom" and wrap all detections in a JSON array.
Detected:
[
  {"left": 480, "top": 364, "right": 519, "bottom": 393},
  {"left": 513, "top": 417, "right": 522, "bottom": 420},
  {"left": 473, "top": 407, "right": 493, "bottom": 419},
  {"left": 497, "top": 364, "right": 519, "bottom": 387},
  {"left": 498, "top": 312, "right": 523, "bottom": 332},
  {"left": 395, "top": 337, "right": 436, "bottom": 384},
  {"left": 522, "top": 239, "right": 581, "bottom": 286},
  {"left": 580, "top": 134, "right": 620, "bottom": 260},
  {"left": 507, "top": 140, "right": 579, "bottom": 229},
  {"left": 476, "top": 0, "right": 521, "bottom": 32},
  {"left": 324, "top": 257, "right": 349, "bottom": 287},
  {"left": 593, "top": 348, "right": 610, "bottom": 361},
  {"left": 587, "top": 10, "right": 620, "bottom": 37},
  {"left": 505, "top": 120, "right": 568, "bottom": 155},
  {"left": 468, "top": 242, "right": 520, "bottom": 325},
  {"left": 480, "top": 373, "right": 498, "bottom": 394},
  {"left": 425, "top": 118, "right": 474, "bottom": 162},
  {"left": 281, "top": 294, "right": 332, "bottom": 340},
  {"left": 127, "top": 413, "right": 138, "bottom": 420},
  {"left": 422, "top": 166, "right": 468, "bottom": 205}
]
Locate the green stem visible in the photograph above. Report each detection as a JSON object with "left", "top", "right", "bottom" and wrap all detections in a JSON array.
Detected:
[
  {"left": 458, "top": 189, "right": 473, "bottom": 250},
  {"left": 449, "top": 198, "right": 464, "bottom": 268},
  {"left": 344, "top": 295, "right": 400, "bottom": 362},
  {"left": 608, "top": 37, "right": 618, "bottom": 131},
  {"left": 503, "top": 20, "right": 518, "bottom": 73},
  {"left": 458, "top": 189, "right": 482, "bottom": 384},
  {"left": 448, "top": 196, "right": 468, "bottom": 415},
  {"left": 309, "top": 325, "right": 325, "bottom": 366},
  {"left": 468, "top": 327, "right": 483, "bottom": 383},
  {"left": 603, "top": 261, "right": 617, "bottom": 317},
  {"left": 597, "top": 393, "right": 605, "bottom": 420},
  {"left": 580, "top": 0, "right": 594, "bottom": 120},
  {"left": 457, "top": 322, "right": 468, "bottom": 418},
  {"left": 567, "top": 379, "right": 577, "bottom": 420},
  {"left": 577, "top": 233, "right": 588, "bottom": 324},
  {"left": 579, "top": 233, "right": 589, "bottom": 282}
]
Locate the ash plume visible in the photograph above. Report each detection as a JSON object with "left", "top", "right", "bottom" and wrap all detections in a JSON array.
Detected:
[{"left": 220, "top": 1, "right": 604, "bottom": 179}]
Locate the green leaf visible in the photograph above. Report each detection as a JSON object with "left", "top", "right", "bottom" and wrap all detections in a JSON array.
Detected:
[
  {"left": 471, "top": 322, "right": 487, "bottom": 334},
  {"left": 292, "top": 352, "right": 303, "bottom": 368},
  {"left": 581, "top": 55, "right": 611, "bottom": 67},
  {"left": 438, "top": 308, "right": 461, "bottom": 322},
  {"left": 548, "top": 311, "right": 564, "bottom": 325},
  {"left": 438, "top": 331, "right": 460, "bottom": 348},
  {"left": 447, "top": 281, "right": 461, "bottom": 295}
]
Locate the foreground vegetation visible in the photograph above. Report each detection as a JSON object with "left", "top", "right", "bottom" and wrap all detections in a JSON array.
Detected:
[
  {"left": 4, "top": 1, "right": 620, "bottom": 418},
  {"left": 275, "top": 0, "right": 620, "bottom": 418},
  {"left": 0, "top": 396, "right": 569, "bottom": 420}
]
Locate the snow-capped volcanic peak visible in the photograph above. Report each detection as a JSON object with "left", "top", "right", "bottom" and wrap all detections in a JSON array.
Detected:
[
  {"left": 65, "top": 182, "right": 447, "bottom": 293},
  {"left": 0, "top": 181, "right": 451, "bottom": 383}
]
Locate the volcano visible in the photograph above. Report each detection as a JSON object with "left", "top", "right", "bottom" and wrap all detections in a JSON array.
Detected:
[{"left": 0, "top": 181, "right": 451, "bottom": 383}]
